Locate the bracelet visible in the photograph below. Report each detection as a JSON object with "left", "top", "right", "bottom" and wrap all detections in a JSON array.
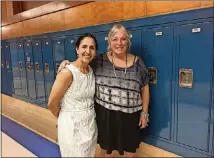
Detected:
[{"left": 140, "top": 111, "right": 149, "bottom": 122}]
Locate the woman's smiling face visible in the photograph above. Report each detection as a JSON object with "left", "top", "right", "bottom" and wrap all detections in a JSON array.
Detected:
[{"left": 76, "top": 37, "right": 96, "bottom": 63}]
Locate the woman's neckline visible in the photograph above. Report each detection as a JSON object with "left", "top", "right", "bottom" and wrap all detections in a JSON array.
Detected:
[
  {"left": 105, "top": 52, "right": 139, "bottom": 69},
  {"left": 69, "top": 63, "right": 91, "bottom": 75}
]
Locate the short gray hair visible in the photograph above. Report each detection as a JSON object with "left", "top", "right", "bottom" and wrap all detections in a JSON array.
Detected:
[{"left": 107, "top": 24, "right": 131, "bottom": 52}]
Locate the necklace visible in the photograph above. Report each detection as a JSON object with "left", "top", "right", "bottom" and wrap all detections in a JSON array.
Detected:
[{"left": 111, "top": 52, "right": 127, "bottom": 82}]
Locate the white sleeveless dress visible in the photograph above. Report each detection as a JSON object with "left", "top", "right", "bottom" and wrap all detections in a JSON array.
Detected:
[{"left": 57, "top": 64, "right": 98, "bottom": 157}]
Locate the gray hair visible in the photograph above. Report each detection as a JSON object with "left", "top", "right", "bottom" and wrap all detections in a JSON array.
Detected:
[{"left": 107, "top": 24, "right": 131, "bottom": 52}]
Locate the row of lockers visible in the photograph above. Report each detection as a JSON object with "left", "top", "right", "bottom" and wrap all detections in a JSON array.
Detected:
[{"left": 1, "top": 7, "right": 214, "bottom": 157}]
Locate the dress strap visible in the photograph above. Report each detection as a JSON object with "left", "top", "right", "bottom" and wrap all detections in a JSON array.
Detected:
[{"left": 133, "top": 55, "right": 136, "bottom": 64}]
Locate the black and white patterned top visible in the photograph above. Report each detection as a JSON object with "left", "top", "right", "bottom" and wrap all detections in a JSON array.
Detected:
[{"left": 91, "top": 53, "right": 149, "bottom": 113}]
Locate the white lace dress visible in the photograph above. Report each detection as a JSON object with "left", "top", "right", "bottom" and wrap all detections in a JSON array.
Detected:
[{"left": 57, "top": 64, "right": 98, "bottom": 157}]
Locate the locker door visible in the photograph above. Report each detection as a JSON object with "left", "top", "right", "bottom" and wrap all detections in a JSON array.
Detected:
[
  {"left": 24, "top": 41, "right": 36, "bottom": 99},
  {"left": 32, "top": 40, "right": 46, "bottom": 102},
  {"left": 17, "top": 42, "right": 28, "bottom": 97},
  {"left": 65, "top": 36, "right": 78, "bottom": 61},
  {"left": 176, "top": 22, "right": 213, "bottom": 152},
  {"left": 5, "top": 43, "right": 13, "bottom": 96},
  {"left": 52, "top": 38, "right": 65, "bottom": 77},
  {"left": 42, "top": 39, "right": 54, "bottom": 102},
  {"left": 10, "top": 42, "right": 22, "bottom": 96},
  {"left": 1, "top": 44, "right": 6, "bottom": 94},
  {"left": 129, "top": 29, "right": 142, "bottom": 57},
  {"left": 96, "top": 32, "right": 108, "bottom": 54},
  {"left": 143, "top": 26, "right": 173, "bottom": 141}
]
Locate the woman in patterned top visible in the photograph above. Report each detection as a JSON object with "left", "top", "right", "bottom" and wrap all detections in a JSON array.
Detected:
[{"left": 58, "top": 24, "right": 150, "bottom": 157}]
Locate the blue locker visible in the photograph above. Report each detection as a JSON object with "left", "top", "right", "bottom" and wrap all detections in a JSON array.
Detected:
[
  {"left": 4, "top": 43, "right": 13, "bottom": 96},
  {"left": 17, "top": 42, "right": 28, "bottom": 97},
  {"left": 10, "top": 42, "right": 22, "bottom": 96},
  {"left": 129, "top": 29, "right": 142, "bottom": 57},
  {"left": 32, "top": 40, "right": 46, "bottom": 102},
  {"left": 1, "top": 44, "right": 6, "bottom": 94},
  {"left": 52, "top": 38, "right": 65, "bottom": 77},
  {"left": 176, "top": 22, "right": 213, "bottom": 152},
  {"left": 65, "top": 36, "right": 78, "bottom": 61},
  {"left": 95, "top": 32, "right": 108, "bottom": 54},
  {"left": 42, "top": 39, "right": 54, "bottom": 102},
  {"left": 142, "top": 26, "right": 173, "bottom": 141},
  {"left": 24, "top": 41, "right": 37, "bottom": 99}
]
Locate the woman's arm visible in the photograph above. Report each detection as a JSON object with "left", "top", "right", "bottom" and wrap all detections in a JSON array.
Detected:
[
  {"left": 48, "top": 68, "right": 72, "bottom": 118},
  {"left": 141, "top": 84, "right": 150, "bottom": 113},
  {"left": 139, "top": 84, "right": 150, "bottom": 128}
]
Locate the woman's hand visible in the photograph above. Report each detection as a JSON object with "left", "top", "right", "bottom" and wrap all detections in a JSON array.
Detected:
[
  {"left": 139, "top": 115, "right": 149, "bottom": 129},
  {"left": 57, "top": 60, "right": 70, "bottom": 73}
]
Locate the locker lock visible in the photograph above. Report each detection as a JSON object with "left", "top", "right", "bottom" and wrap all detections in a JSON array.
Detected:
[
  {"left": 148, "top": 67, "right": 157, "bottom": 84},
  {"left": 179, "top": 69, "right": 193, "bottom": 88}
]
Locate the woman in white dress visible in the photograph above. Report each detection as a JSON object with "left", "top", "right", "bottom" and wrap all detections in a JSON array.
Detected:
[{"left": 48, "top": 33, "right": 98, "bottom": 157}]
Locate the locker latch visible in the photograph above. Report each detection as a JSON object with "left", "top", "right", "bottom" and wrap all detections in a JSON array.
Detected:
[
  {"left": 148, "top": 67, "right": 157, "bottom": 84},
  {"left": 26, "top": 62, "right": 31, "bottom": 71},
  {"left": 179, "top": 69, "right": 193, "bottom": 88},
  {"left": 6, "top": 61, "right": 9, "bottom": 69},
  {"left": 1, "top": 63, "right": 4, "bottom": 67},
  {"left": 19, "top": 62, "right": 22, "bottom": 70},
  {"left": 35, "top": 62, "right": 39, "bottom": 72},
  {"left": 56, "top": 63, "right": 60, "bottom": 73},
  {"left": 45, "top": 63, "right": 49, "bottom": 73}
]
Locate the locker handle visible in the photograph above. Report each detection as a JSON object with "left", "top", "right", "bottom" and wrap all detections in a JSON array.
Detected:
[
  {"left": 26, "top": 62, "right": 31, "bottom": 71},
  {"left": 56, "top": 63, "right": 60, "bottom": 73},
  {"left": 1, "top": 63, "right": 4, "bottom": 67},
  {"left": 45, "top": 63, "right": 49, "bottom": 73},
  {"left": 19, "top": 61, "right": 23, "bottom": 70},
  {"left": 35, "top": 62, "right": 39, "bottom": 72},
  {"left": 6, "top": 61, "right": 9, "bottom": 69},
  {"left": 148, "top": 67, "right": 157, "bottom": 84},
  {"left": 179, "top": 69, "right": 193, "bottom": 88}
]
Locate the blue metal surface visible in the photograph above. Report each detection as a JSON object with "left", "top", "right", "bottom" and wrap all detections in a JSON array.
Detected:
[
  {"left": 129, "top": 29, "right": 142, "bottom": 57},
  {"left": 95, "top": 32, "right": 108, "bottom": 54},
  {"left": 65, "top": 36, "right": 78, "bottom": 61},
  {"left": 9, "top": 42, "right": 22, "bottom": 96},
  {"left": 1, "top": 115, "right": 61, "bottom": 157},
  {"left": 4, "top": 43, "right": 13, "bottom": 96},
  {"left": 52, "top": 38, "right": 65, "bottom": 77},
  {"left": 24, "top": 41, "right": 37, "bottom": 99},
  {"left": 17, "top": 42, "right": 28, "bottom": 97},
  {"left": 42, "top": 39, "right": 54, "bottom": 103},
  {"left": 32, "top": 40, "right": 46, "bottom": 103},
  {"left": 176, "top": 22, "right": 213, "bottom": 152},
  {"left": 142, "top": 26, "right": 173, "bottom": 141},
  {"left": 1, "top": 43, "right": 6, "bottom": 94}
]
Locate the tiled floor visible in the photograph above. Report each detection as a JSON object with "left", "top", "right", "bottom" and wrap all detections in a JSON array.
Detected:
[{"left": 1, "top": 132, "right": 37, "bottom": 157}]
